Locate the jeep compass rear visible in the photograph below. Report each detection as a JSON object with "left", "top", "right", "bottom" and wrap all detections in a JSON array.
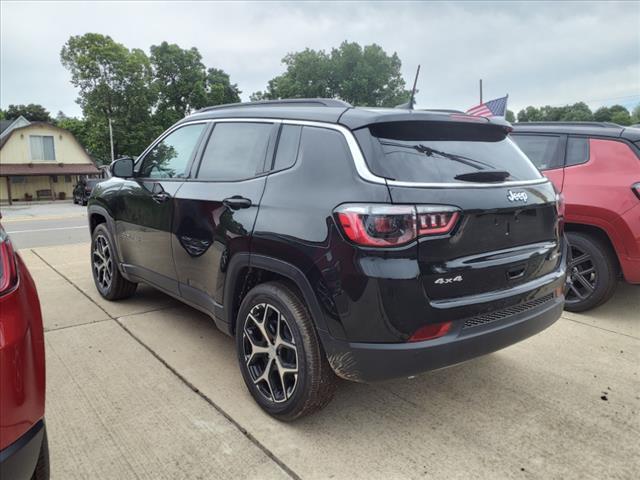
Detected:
[{"left": 89, "top": 99, "right": 566, "bottom": 420}]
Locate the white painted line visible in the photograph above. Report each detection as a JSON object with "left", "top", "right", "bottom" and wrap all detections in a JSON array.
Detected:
[{"left": 6, "top": 226, "right": 87, "bottom": 234}]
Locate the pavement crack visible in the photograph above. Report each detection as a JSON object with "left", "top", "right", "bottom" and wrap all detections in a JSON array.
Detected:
[
  {"left": 32, "top": 249, "right": 301, "bottom": 480},
  {"left": 560, "top": 315, "right": 639, "bottom": 340},
  {"left": 115, "top": 319, "right": 301, "bottom": 480}
]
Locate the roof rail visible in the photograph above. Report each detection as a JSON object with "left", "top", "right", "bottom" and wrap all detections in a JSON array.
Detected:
[
  {"left": 196, "top": 98, "right": 352, "bottom": 113},
  {"left": 515, "top": 121, "right": 620, "bottom": 128}
]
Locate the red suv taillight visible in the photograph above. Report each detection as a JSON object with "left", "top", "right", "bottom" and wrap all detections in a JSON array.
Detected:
[
  {"left": 335, "top": 204, "right": 460, "bottom": 247},
  {"left": 632, "top": 182, "right": 640, "bottom": 200},
  {"left": 0, "top": 236, "right": 19, "bottom": 295}
]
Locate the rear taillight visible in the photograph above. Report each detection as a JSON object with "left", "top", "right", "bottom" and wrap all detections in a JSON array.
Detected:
[
  {"left": 335, "top": 204, "right": 460, "bottom": 247},
  {"left": 409, "top": 321, "right": 452, "bottom": 342},
  {"left": 632, "top": 182, "right": 640, "bottom": 200},
  {"left": 0, "top": 237, "right": 19, "bottom": 295}
]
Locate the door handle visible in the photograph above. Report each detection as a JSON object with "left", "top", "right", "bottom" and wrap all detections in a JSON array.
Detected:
[
  {"left": 223, "top": 196, "right": 251, "bottom": 210},
  {"left": 152, "top": 191, "right": 171, "bottom": 203}
]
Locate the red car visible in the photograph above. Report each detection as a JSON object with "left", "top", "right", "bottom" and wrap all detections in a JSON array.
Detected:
[
  {"left": 511, "top": 122, "right": 640, "bottom": 311},
  {"left": 0, "top": 222, "right": 48, "bottom": 479}
]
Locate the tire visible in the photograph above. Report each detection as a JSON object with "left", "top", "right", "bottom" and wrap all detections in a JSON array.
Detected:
[
  {"left": 91, "top": 224, "right": 137, "bottom": 300},
  {"left": 236, "top": 281, "right": 337, "bottom": 421},
  {"left": 72, "top": 196, "right": 78, "bottom": 204},
  {"left": 82, "top": 198, "right": 88, "bottom": 206},
  {"left": 565, "top": 232, "right": 618, "bottom": 312},
  {"left": 31, "top": 427, "right": 49, "bottom": 480}
]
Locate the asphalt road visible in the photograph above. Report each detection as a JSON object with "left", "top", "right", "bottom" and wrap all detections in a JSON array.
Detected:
[{"left": 1, "top": 203, "right": 89, "bottom": 248}]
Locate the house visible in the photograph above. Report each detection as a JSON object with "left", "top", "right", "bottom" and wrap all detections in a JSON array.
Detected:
[{"left": 0, "top": 116, "right": 100, "bottom": 204}]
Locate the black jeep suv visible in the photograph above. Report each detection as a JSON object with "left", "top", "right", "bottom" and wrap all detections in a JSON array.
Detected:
[{"left": 88, "top": 99, "right": 567, "bottom": 420}]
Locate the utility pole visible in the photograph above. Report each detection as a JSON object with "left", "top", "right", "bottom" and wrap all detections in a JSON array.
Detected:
[
  {"left": 108, "top": 118, "right": 115, "bottom": 163},
  {"left": 479, "top": 79, "right": 483, "bottom": 104}
]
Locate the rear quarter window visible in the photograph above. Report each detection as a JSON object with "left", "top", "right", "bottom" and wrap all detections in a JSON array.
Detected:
[
  {"left": 510, "top": 134, "right": 564, "bottom": 170},
  {"left": 565, "top": 137, "right": 590, "bottom": 167}
]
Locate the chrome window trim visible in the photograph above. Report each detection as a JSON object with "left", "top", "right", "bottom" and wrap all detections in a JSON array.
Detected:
[{"left": 144, "top": 117, "right": 550, "bottom": 189}]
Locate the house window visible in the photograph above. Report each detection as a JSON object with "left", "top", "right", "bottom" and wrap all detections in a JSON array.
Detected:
[
  {"left": 10, "top": 176, "right": 26, "bottom": 184},
  {"left": 51, "top": 175, "right": 58, "bottom": 183},
  {"left": 29, "top": 135, "right": 56, "bottom": 161},
  {"left": 64, "top": 175, "right": 72, "bottom": 183}
]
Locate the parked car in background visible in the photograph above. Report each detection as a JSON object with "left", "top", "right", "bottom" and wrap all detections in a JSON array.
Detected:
[
  {"left": 73, "top": 178, "right": 102, "bottom": 206},
  {"left": 511, "top": 122, "right": 640, "bottom": 311},
  {"left": 0, "top": 220, "right": 48, "bottom": 479},
  {"left": 87, "top": 99, "right": 566, "bottom": 420}
]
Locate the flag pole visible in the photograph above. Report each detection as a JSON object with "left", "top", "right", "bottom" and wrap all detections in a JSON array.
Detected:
[{"left": 479, "top": 79, "right": 483, "bottom": 104}]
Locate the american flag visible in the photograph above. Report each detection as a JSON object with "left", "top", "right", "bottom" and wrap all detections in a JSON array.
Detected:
[{"left": 466, "top": 95, "right": 508, "bottom": 117}]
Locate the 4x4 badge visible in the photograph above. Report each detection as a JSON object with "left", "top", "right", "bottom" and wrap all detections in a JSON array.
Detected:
[{"left": 507, "top": 190, "right": 528, "bottom": 202}]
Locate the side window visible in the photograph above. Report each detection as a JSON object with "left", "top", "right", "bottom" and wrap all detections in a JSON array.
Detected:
[
  {"left": 565, "top": 137, "right": 590, "bottom": 167},
  {"left": 273, "top": 125, "right": 302, "bottom": 171},
  {"left": 511, "top": 134, "right": 562, "bottom": 170},
  {"left": 139, "top": 124, "right": 206, "bottom": 179},
  {"left": 197, "top": 122, "right": 273, "bottom": 181}
]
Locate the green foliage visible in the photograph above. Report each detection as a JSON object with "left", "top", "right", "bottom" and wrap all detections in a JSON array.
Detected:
[
  {"left": 505, "top": 110, "right": 515, "bottom": 122},
  {"left": 516, "top": 102, "right": 638, "bottom": 126},
  {"left": 60, "top": 34, "right": 240, "bottom": 165},
  {"left": 5, "top": 103, "right": 52, "bottom": 122},
  {"left": 61, "top": 33, "right": 156, "bottom": 163},
  {"left": 252, "top": 41, "right": 411, "bottom": 107},
  {"left": 632, "top": 104, "right": 640, "bottom": 124},
  {"left": 0, "top": 109, "right": 5, "bottom": 120}
]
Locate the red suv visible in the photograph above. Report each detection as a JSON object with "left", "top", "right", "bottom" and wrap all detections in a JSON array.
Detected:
[
  {"left": 0, "top": 222, "right": 49, "bottom": 479},
  {"left": 511, "top": 122, "right": 640, "bottom": 311}
]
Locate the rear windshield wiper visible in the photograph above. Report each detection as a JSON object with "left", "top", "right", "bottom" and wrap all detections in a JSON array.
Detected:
[
  {"left": 379, "top": 140, "right": 495, "bottom": 171},
  {"left": 454, "top": 170, "right": 511, "bottom": 182}
]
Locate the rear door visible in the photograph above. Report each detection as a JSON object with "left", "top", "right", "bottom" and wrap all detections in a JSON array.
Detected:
[
  {"left": 359, "top": 121, "right": 562, "bottom": 304},
  {"left": 172, "top": 120, "right": 277, "bottom": 313},
  {"left": 511, "top": 133, "right": 566, "bottom": 192},
  {"left": 115, "top": 122, "right": 208, "bottom": 293}
]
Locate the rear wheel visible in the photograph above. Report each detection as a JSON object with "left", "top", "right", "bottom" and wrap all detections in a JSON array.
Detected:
[
  {"left": 91, "top": 224, "right": 137, "bottom": 300},
  {"left": 565, "top": 232, "right": 618, "bottom": 312},
  {"left": 236, "top": 281, "right": 336, "bottom": 421}
]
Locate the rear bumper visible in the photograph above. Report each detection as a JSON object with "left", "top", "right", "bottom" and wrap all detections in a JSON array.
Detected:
[
  {"left": 321, "top": 295, "right": 564, "bottom": 383},
  {"left": 0, "top": 420, "right": 45, "bottom": 480}
]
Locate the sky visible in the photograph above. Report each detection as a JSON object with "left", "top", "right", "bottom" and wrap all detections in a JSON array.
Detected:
[{"left": 1, "top": 1, "right": 639, "bottom": 117}]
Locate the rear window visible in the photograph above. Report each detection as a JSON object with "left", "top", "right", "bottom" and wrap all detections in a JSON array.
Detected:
[
  {"left": 86, "top": 180, "right": 100, "bottom": 187},
  {"left": 356, "top": 121, "right": 542, "bottom": 183}
]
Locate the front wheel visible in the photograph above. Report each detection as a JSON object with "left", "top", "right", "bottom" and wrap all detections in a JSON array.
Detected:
[
  {"left": 91, "top": 224, "right": 137, "bottom": 300},
  {"left": 565, "top": 232, "right": 618, "bottom": 312},
  {"left": 236, "top": 281, "right": 337, "bottom": 421}
]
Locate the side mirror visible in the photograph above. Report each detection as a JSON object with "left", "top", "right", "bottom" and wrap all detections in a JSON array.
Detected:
[{"left": 111, "top": 157, "right": 134, "bottom": 178}]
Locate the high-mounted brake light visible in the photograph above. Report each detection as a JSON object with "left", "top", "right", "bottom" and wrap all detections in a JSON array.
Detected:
[
  {"left": 335, "top": 204, "right": 460, "bottom": 247},
  {"left": 0, "top": 237, "right": 19, "bottom": 295}
]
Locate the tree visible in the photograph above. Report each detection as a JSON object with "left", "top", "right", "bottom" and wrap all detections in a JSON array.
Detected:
[
  {"left": 505, "top": 110, "right": 515, "bottom": 122},
  {"left": 150, "top": 42, "right": 208, "bottom": 126},
  {"left": 252, "top": 41, "right": 410, "bottom": 107},
  {"left": 517, "top": 103, "right": 594, "bottom": 122},
  {"left": 5, "top": 103, "right": 52, "bottom": 122},
  {"left": 204, "top": 68, "right": 241, "bottom": 107},
  {"left": 631, "top": 104, "right": 640, "bottom": 124},
  {"left": 61, "top": 33, "right": 157, "bottom": 164}
]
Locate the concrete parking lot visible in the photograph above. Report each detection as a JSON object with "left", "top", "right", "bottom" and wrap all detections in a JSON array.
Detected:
[{"left": 14, "top": 239, "right": 637, "bottom": 480}]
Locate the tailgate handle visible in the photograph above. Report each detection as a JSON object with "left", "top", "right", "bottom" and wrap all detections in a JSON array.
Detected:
[{"left": 507, "top": 265, "right": 526, "bottom": 280}]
